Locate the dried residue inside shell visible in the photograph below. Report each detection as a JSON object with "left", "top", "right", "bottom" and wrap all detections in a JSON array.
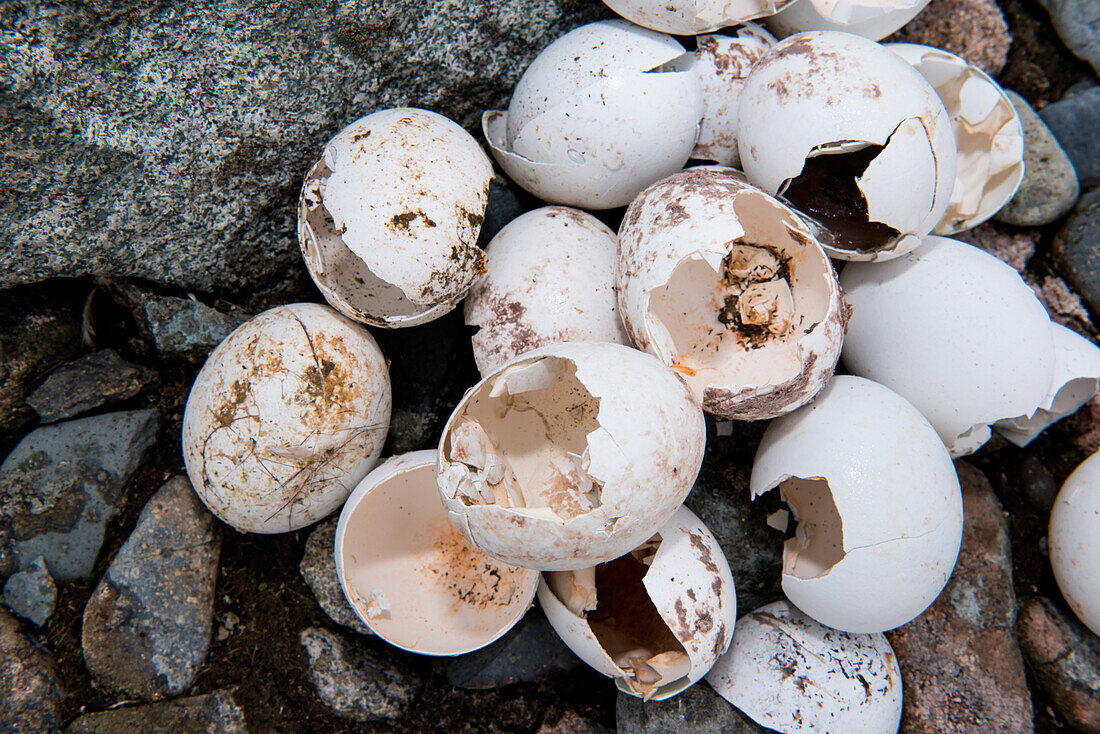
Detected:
[
  {"left": 540, "top": 506, "right": 736, "bottom": 700},
  {"left": 603, "top": 0, "right": 798, "bottom": 33},
  {"left": 766, "top": 0, "right": 931, "bottom": 41},
  {"left": 618, "top": 168, "right": 846, "bottom": 420}
]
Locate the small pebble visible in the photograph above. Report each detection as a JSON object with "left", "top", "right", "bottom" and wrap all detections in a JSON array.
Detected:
[
  {"left": 1, "top": 555, "right": 57, "bottom": 626},
  {"left": 1020, "top": 454, "right": 1059, "bottom": 513}
]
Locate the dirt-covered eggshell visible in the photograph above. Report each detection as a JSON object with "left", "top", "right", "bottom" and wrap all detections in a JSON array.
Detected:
[{"left": 1050, "top": 450, "right": 1100, "bottom": 636}]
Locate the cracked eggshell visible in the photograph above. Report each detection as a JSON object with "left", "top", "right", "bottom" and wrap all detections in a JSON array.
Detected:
[
  {"left": 483, "top": 20, "right": 704, "bottom": 210},
  {"left": 335, "top": 451, "right": 539, "bottom": 655},
  {"left": 437, "top": 342, "right": 706, "bottom": 571},
  {"left": 841, "top": 236, "right": 1055, "bottom": 456},
  {"left": 750, "top": 375, "right": 963, "bottom": 633},
  {"left": 888, "top": 43, "right": 1024, "bottom": 235},
  {"left": 299, "top": 108, "right": 492, "bottom": 328},
  {"left": 1050, "top": 450, "right": 1100, "bottom": 637},
  {"left": 182, "top": 303, "right": 391, "bottom": 533},
  {"left": 738, "top": 31, "right": 956, "bottom": 261},
  {"left": 706, "top": 600, "right": 902, "bottom": 734},
  {"left": 465, "top": 207, "right": 629, "bottom": 377},
  {"left": 603, "top": 0, "right": 798, "bottom": 33},
  {"left": 539, "top": 506, "right": 736, "bottom": 700},
  {"left": 766, "top": 0, "right": 931, "bottom": 41},
  {"left": 693, "top": 25, "right": 777, "bottom": 168},
  {"left": 618, "top": 168, "right": 846, "bottom": 421}
]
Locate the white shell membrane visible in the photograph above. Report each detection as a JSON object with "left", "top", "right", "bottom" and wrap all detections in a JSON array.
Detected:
[
  {"left": 604, "top": 0, "right": 799, "bottom": 33},
  {"left": 766, "top": 0, "right": 931, "bottom": 41},
  {"left": 1050, "top": 450, "right": 1100, "bottom": 637}
]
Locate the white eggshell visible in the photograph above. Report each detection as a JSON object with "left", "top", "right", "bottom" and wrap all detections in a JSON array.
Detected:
[
  {"left": 483, "top": 20, "right": 704, "bottom": 209},
  {"left": 299, "top": 108, "right": 492, "bottom": 328},
  {"left": 706, "top": 600, "right": 903, "bottom": 733},
  {"left": 1050, "top": 451, "right": 1100, "bottom": 636},
  {"left": 766, "top": 0, "right": 931, "bottom": 41},
  {"left": 539, "top": 506, "right": 737, "bottom": 700},
  {"left": 464, "top": 207, "right": 630, "bottom": 377},
  {"left": 888, "top": 43, "right": 1024, "bottom": 235},
  {"left": 437, "top": 342, "right": 706, "bottom": 571},
  {"left": 841, "top": 236, "right": 1055, "bottom": 456},
  {"left": 750, "top": 375, "right": 964, "bottom": 633},
  {"left": 693, "top": 26, "right": 776, "bottom": 168},
  {"left": 335, "top": 451, "right": 539, "bottom": 655},
  {"left": 182, "top": 304, "right": 391, "bottom": 533},
  {"left": 737, "top": 31, "right": 956, "bottom": 261},
  {"left": 618, "top": 168, "right": 846, "bottom": 420},
  {"left": 604, "top": 0, "right": 797, "bottom": 33}
]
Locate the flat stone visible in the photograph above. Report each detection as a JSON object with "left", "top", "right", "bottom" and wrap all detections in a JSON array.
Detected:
[
  {"left": 299, "top": 517, "right": 372, "bottom": 635},
  {"left": 1027, "top": 274, "right": 1096, "bottom": 334},
  {"left": 65, "top": 689, "right": 247, "bottom": 734},
  {"left": 2, "top": 555, "right": 56, "bottom": 626},
  {"left": 26, "top": 349, "right": 157, "bottom": 423},
  {"left": 0, "top": 607, "right": 63, "bottom": 734},
  {"left": 82, "top": 476, "right": 221, "bottom": 700},
  {"left": 1055, "top": 188, "right": 1100, "bottom": 317},
  {"left": 0, "top": 409, "right": 159, "bottom": 583},
  {"left": 887, "top": 0, "right": 1010, "bottom": 76},
  {"left": 1041, "top": 87, "right": 1100, "bottom": 188},
  {"left": 142, "top": 295, "right": 248, "bottom": 359},
  {"left": 955, "top": 222, "right": 1038, "bottom": 272},
  {"left": 1035, "top": 0, "right": 1100, "bottom": 74},
  {"left": 885, "top": 462, "right": 1033, "bottom": 734},
  {"left": 616, "top": 684, "right": 769, "bottom": 734},
  {"left": 538, "top": 711, "right": 614, "bottom": 734},
  {"left": 300, "top": 626, "right": 422, "bottom": 723},
  {"left": 1019, "top": 596, "right": 1100, "bottom": 734},
  {"left": 995, "top": 91, "right": 1080, "bottom": 226}
]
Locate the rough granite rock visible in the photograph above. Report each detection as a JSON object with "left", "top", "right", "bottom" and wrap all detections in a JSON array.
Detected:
[
  {"left": 885, "top": 462, "right": 1033, "bottom": 734},
  {"left": 886, "top": 0, "right": 1010, "bottom": 76},
  {"left": 0, "top": 0, "right": 606, "bottom": 295},
  {"left": 1034, "top": 0, "right": 1100, "bottom": 75},
  {"left": 300, "top": 626, "right": 422, "bottom": 723},
  {"left": 299, "top": 517, "right": 372, "bottom": 635},
  {"left": 82, "top": 476, "right": 221, "bottom": 701},
  {"left": 141, "top": 295, "right": 249, "bottom": 359},
  {"left": 616, "top": 684, "right": 770, "bottom": 734},
  {"left": 0, "top": 409, "right": 159, "bottom": 583},
  {"left": 65, "top": 689, "right": 248, "bottom": 734},
  {"left": 1055, "top": 188, "right": 1100, "bottom": 317},
  {"left": 26, "top": 348, "right": 157, "bottom": 423},
  {"left": 1026, "top": 274, "right": 1096, "bottom": 335},
  {"left": 954, "top": 222, "right": 1038, "bottom": 272},
  {"left": 0, "top": 607, "right": 64, "bottom": 734},
  {"left": 1041, "top": 87, "right": 1100, "bottom": 189},
  {"left": 1019, "top": 596, "right": 1100, "bottom": 734},
  {"left": 1069, "top": 394, "right": 1100, "bottom": 455},
  {"left": 1, "top": 554, "right": 56, "bottom": 626},
  {"left": 538, "top": 711, "right": 615, "bottom": 734}
]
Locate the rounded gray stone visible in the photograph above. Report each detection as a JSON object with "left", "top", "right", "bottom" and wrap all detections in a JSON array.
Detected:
[
  {"left": 141, "top": 296, "right": 249, "bottom": 359},
  {"left": 299, "top": 517, "right": 372, "bottom": 635},
  {"left": 1, "top": 555, "right": 56, "bottom": 626},
  {"left": 1055, "top": 188, "right": 1100, "bottom": 318},
  {"left": 1041, "top": 87, "right": 1100, "bottom": 189}
]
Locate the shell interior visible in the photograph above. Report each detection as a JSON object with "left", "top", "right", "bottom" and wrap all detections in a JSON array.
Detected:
[{"left": 776, "top": 477, "right": 845, "bottom": 580}]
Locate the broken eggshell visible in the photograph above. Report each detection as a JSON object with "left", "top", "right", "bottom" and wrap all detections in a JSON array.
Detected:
[
  {"left": 464, "top": 206, "right": 630, "bottom": 377},
  {"left": 437, "top": 342, "right": 706, "bottom": 571},
  {"left": 751, "top": 375, "right": 964, "bottom": 633},
  {"left": 539, "top": 506, "right": 736, "bottom": 700},
  {"left": 299, "top": 108, "right": 492, "bottom": 328},
  {"left": 618, "top": 168, "right": 846, "bottom": 421},
  {"left": 841, "top": 236, "right": 1055, "bottom": 456},
  {"left": 483, "top": 20, "right": 704, "bottom": 210},
  {"left": 766, "top": 0, "right": 931, "bottom": 41},
  {"left": 888, "top": 43, "right": 1024, "bottom": 235},
  {"left": 1050, "top": 450, "right": 1100, "bottom": 637},
  {"left": 738, "top": 31, "right": 956, "bottom": 260},
  {"left": 603, "top": 0, "right": 797, "bottom": 33},
  {"left": 706, "top": 600, "right": 903, "bottom": 733},
  {"left": 335, "top": 450, "right": 540, "bottom": 654},
  {"left": 182, "top": 303, "right": 391, "bottom": 533}
]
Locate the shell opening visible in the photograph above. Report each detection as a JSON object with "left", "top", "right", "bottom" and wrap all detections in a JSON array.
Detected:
[{"left": 775, "top": 477, "right": 845, "bottom": 580}]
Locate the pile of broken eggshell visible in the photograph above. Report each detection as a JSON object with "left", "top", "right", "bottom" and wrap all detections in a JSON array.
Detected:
[{"left": 180, "top": 0, "right": 1100, "bottom": 730}]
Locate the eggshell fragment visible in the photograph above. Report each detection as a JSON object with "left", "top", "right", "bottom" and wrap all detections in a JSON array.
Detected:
[
  {"left": 299, "top": 108, "right": 492, "bottom": 328},
  {"left": 335, "top": 451, "right": 539, "bottom": 655},
  {"left": 1050, "top": 451, "right": 1100, "bottom": 637},
  {"left": 618, "top": 168, "right": 846, "bottom": 420},
  {"left": 751, "top": 375, "right": 964, "bottom": 633},
  {"left": 483, "top": 20, "right": 704, "bottom": 209},
  {"left": 706, "top": 601, "right": 903, "bottom": 733},
  {"left": 437, "top": 342, "right": 706, "bottom": 571},
  {"left": 888, "top": 43, "right": 1024, "bottom": 235},
  {"left": 464, "top": 207, "right": 629, "bottom": 377},
  {"left": 766, "top": 0, "right": 931, "bottom": 41},
  {"left": 738, "top": 31, "right": 956, "bottom": 261},
  {"left": 841, "top": 236, "right": 1055, "bottom": 456},
  {"left": 603, "top": 0, "right": 797, "bottom": 33},
  {"left": 540, "top": 506, "right": 736, "bottom": 700},
  {"left": 182, "top": 304, "right": 391, "bottom": 533}
]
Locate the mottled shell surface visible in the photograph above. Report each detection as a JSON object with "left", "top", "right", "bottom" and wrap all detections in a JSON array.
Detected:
[{"left": 1050, "top": 450, "right": 1100, "bottom": 637}]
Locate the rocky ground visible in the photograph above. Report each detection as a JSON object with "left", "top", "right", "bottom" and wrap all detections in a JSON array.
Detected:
[{"left": 2, "top": 0, "right": 1100, "bottom": 731}]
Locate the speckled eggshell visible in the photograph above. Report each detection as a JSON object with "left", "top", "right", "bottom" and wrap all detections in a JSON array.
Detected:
[
  {"left": 751, "top": 375, "right": 964, "bottom": 633},
  {"left": 766, "top": 0, "right": 931, "bottom": 41},
  {"left": 465, "top": 207, "right": 629, "bottom": 377},
  {"left": 1050, "top": 450, "right": 1100, "bottom": 636},
  {"left": 603, "top": 0, "right": 795, "bottom": 36},
  {"left": 182, "top": 303, "right": 391, "bottom": 533}
]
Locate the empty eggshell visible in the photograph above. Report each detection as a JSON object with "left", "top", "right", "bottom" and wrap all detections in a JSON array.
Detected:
[
  {"left": 182, "top": 303, "right": 391, "bottom": 533},
  {"left": 706, "top": 600, "right": 903, "bottom": 733},
  {"left": 464, "top": 206, "right": 629, "bottom": 377},
  {"left": 299, "top": 108, "right": 492, "bottom": 328},
  {"left": 1050, "top": 450, "right": 1100, "bottom": 636},
  {"left": 888, "top": 43, "right": 1024, "bottom": 235},
  {"left": 841, "top": 236, "right": 1055, "bottom": 456},
  {"left": 738, "top": 31, "right": 956, "bottom": 261},
  {"left": 618, "top": 168, "right": 846, "bottom": 420},
  {"left": 693, "top": 25, "right": 777, "bottom": 168},
  {"left": 436, "top": 342, "right": 706, "bottom": 571},
  {"left": 483, "top": 20, "right": 704, "bottom": 209},
  {"left": 766, "top": 0, "right": 931, "bottom": 41},
  {"left": 335, "top": 451, "right": 540, "bottom": 654},
  {"left": 603, "top": 0, "right": 797, "bottom": 33},
  {"left": 751, "top": 375, "right": 964, "bottom": 633},
  {"left": 539, "top": 506, "right": 736, "bottom": 700}
]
